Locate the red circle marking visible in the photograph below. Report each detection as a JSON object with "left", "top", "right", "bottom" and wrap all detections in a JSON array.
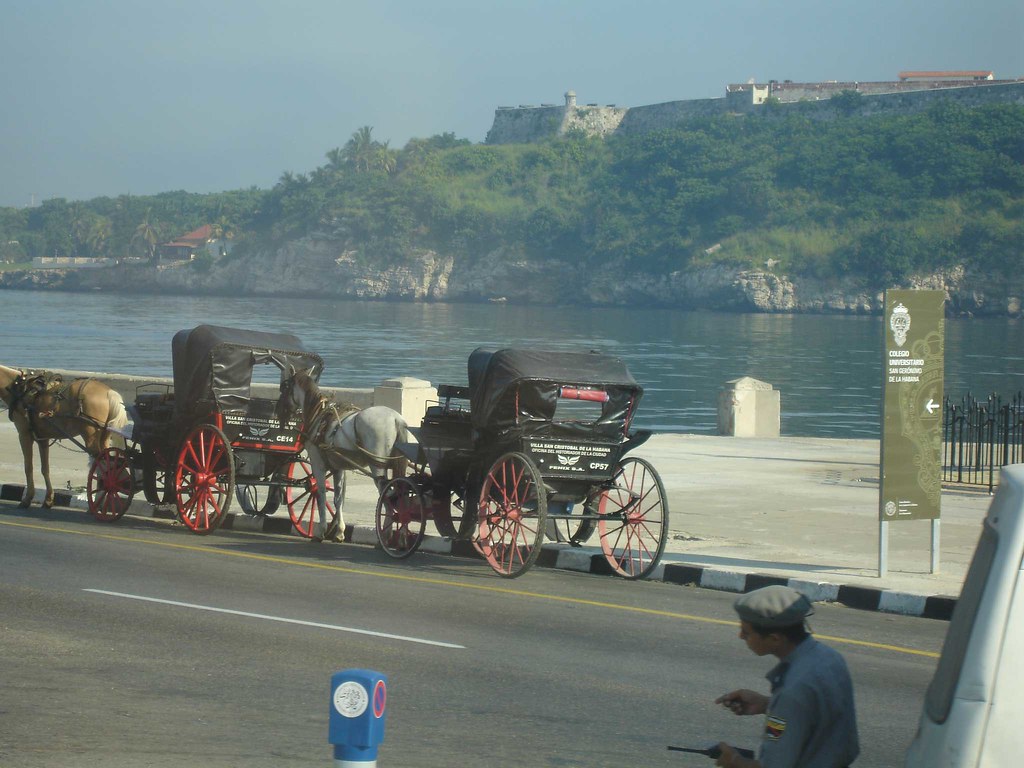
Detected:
[{"left": 373, "top": 680, "right": 387, "bottom": 718}]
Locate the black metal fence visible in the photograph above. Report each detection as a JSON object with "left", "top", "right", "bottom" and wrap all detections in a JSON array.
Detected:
[{"left": 943, "top": 392, "right": 1024, "bottom": 492}]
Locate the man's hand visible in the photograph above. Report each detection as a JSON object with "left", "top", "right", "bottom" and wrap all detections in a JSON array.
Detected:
[
  {"left": 715, "top": 689, "right": 769, "bottom": 716},
  {"left": 714, "top": 742, "right": 760, "bottom": 768}
]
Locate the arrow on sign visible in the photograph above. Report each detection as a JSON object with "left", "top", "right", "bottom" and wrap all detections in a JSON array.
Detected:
[{"left": 925, "top": 398, "right": 939, "bottom": 414}]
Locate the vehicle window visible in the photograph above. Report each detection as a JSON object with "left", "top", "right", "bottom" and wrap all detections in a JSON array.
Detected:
[
  {"left": 924, "top": 520, "right": 998, "bottom": 723},
  {"left": 552, "top": 387, "right": 607, "bottom": 424},
  {"left": 250, "top": 362, "right": 283, "bottom": 385}
]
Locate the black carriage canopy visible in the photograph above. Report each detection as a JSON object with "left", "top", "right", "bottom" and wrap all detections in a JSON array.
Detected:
[
  {"left": 467, "top": 347, "right": 643, "bottom": 438},
  {"left": 171, "top": 325, "right": 324, "bottom": 414}
]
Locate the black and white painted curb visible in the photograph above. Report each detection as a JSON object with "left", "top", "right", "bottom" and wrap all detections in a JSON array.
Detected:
[{"left": 2, "top": 482, "right": 957, "bottom": 622}]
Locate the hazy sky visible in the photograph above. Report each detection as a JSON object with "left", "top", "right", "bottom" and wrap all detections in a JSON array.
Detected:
[{"left": 1, "top": 0, "right": 1021, "bottom": 208}]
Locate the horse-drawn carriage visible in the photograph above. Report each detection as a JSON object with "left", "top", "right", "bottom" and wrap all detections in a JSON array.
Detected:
[
  {"left": 374, "top": 347, "right": 669, "bottom": 578},
  {"left": 87, "top": 325, "right": 338, "bottom": 536}
]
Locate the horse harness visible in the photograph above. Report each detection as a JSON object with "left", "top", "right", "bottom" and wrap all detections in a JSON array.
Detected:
[
  {"left": 300, "top": 393, "right": 366, "bottom": 472},
  {"left": 6, "top": 369, "right": 105, "bottom": 442}
]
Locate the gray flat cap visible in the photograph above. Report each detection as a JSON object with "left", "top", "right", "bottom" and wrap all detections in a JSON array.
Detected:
[{"left": 734, "top": 586, "right": 814, "bottom": 627}]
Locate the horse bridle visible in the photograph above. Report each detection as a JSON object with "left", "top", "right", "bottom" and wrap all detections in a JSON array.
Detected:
[{"left": 6, "top": 371, "right": 43, "bottom": 421}]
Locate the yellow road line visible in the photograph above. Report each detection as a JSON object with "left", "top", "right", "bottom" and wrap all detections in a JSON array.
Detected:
[{"left": 0, "top": 517, "right": 940, "bottom": 659}]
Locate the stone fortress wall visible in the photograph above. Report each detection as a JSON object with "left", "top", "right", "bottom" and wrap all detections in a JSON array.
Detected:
[{"left": 485, "top": 75, "right": 1024, "bottom": 144}]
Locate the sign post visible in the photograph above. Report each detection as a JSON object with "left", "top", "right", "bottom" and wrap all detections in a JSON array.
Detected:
[
  {"left": 879, "top": 290, "right": 945, "bottom": 577},
  {"left": 329, "top": 669, "right": 388, "bottom": 767}
]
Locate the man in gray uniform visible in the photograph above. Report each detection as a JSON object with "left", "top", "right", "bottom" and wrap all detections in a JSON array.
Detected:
[{"left": 713, "top": 585, "right": 859, "bottom": 768}]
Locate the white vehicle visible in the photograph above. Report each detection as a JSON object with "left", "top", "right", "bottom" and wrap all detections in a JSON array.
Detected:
[{"left": 904, "top": 464, "right": 1024, "bottom": 767}]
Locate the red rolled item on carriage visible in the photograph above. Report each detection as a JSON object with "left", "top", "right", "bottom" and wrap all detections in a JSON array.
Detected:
[{"left": 558, "top": 387, "right": 610, "bottom": 402}]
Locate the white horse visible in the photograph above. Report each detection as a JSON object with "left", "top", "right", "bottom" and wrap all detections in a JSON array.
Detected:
[{"left": 280, "top": 370, "right": 409, "bottom": 541}]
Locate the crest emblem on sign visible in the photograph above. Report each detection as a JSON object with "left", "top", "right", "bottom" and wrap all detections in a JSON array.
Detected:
[
  {"left": 249, "top": 426, "right": 270, "bottom": 438},
  {"left": 889, "top": 302, "right": 911, "bottom": 347},
  {"left": 557, "top": 455, "right": 581, "bottom": 466}
]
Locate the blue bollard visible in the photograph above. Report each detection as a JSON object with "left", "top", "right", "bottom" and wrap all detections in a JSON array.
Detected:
[{"left": 329, "top": 669, "right": 388, "bottom": 766}]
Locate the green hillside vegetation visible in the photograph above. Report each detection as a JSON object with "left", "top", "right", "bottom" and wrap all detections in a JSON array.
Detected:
[{"left": 2, "top": 101, "right": 1022, "bottom": 285}]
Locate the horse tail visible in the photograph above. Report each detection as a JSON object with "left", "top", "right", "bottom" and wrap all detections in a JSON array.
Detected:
[
  {"left": 107, "top": 389, "right": 129, "bottom": 432},
  {"left": 391, "top": 413, "right": 410, "bottom": 479}
]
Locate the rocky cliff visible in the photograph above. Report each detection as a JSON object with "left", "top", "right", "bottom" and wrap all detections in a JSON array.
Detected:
[{"left": 2, "top": 238, "right": 1020, "bottom": 317}]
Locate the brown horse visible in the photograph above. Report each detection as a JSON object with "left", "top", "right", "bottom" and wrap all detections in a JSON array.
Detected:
[{"left": 0, "top": 364, "right": 129, "bottom": 508}]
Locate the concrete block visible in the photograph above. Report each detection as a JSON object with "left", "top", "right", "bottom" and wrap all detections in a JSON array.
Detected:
[
  {"left": 373, "top": 377, "right": 438, "bottom": 428},
  {"left": 556, "top": 548, "right": 596, "bottom": 573},
  {"left": 350, "top": 525, "right": 379, "bottom": 546},
  {"left": 788, "top": 579, "right": 841, "bottom": 603},
  {"left": 717, "top": 376, "right": 780, "bottom": 437},
  {"left": 700, "top": 568, "right": 747, "bottom": 592},
  {"left": 878, "top": 591, "right": 928, "bottom": 616}
]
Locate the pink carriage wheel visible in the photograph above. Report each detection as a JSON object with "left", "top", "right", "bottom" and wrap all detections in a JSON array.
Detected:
[
  {"left": 284, "top": 459, "right": 338, "bottom": 539},
  {"left": 476, "top": 452, "right": 547, "bottom": 578},
  {"left": 375, "top": 476, "right": 426, "bottom": 559},
  {"left": 596, "top": 457, "right": 669, "bottom": 579},
  {"left": 87, "top": 447, "right": 135, "bottom": 522},
  {"left": 175, "top": 424, "right": 234, "bottom": 535}
]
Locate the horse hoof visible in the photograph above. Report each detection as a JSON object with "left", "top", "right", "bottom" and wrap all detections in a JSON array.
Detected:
[
  {"left": 18, "top": 500, "right": 31, "bottom": 509},
  {"left": 43, "top": 500, "right": 54, "bottom": 509}
]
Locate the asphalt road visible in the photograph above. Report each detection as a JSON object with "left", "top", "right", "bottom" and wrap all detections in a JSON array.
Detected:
[{"left": 1, "top": 501, "right": 946, "bottom": 768}]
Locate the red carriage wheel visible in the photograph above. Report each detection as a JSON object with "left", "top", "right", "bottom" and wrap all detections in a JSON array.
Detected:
[
  {"left": 595, "top": 457, "right": 668, "bottom": 580},
  {"left": 284, "top": 459, "right": 338, "bottom": 539},
  {"left": 476, "top": 452, "right": 547, "bottom": 578},
  {"left": 87, "top": 447, "right": 135, "bottom": 522},
  {"left": 175, "top": 424, "right": 234, "bottom": 535},
  {"left": 375, "top": 476, "right": 426, "bottom": 559}
]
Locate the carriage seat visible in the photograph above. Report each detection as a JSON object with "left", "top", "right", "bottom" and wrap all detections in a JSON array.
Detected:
[{"left": 424, "top": 384, "right": 471, "bottom": 421}]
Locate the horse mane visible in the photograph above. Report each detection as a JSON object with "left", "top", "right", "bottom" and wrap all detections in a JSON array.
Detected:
[
  {"left": 294, "top": 371, "right": 326, "bottom": 431},
  {"left": 295, "top": 371, "right": 321, "bottom": 402},
  {"left": 292, "top": 372, "right": 362, "bottom": 442}
]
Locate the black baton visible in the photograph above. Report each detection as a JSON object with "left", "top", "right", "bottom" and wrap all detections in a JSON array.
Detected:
[{"left": 667, "top": 744, "right": 756, "bottom": 759}]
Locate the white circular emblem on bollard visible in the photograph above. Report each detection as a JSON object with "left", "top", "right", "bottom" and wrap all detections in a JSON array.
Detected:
[{"left": 333, "top": 681, "right": 369, "bottom": 718}]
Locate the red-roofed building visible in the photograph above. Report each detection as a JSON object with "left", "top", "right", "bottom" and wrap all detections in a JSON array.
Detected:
[{"left": 158, "top": 225, "right": 216, "bottom": 262}]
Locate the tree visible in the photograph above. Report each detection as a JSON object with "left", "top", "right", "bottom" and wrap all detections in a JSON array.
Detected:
[
  {"left": 86, "top": 217, "right": 112, "bottom": 257},
  {"left": 132, "top": 209, "right": 160, "bottom": 260},
  {"left": 375, "top": 143, "right": 397, "bottom": 174},
  {"left": 69, "top": 204, "right": 93, "bottom": 256},
  {"left": 342, "top": 126, "right": 377, "bottom": 173},
  {"left": 324, "top": 147, "right": 346, "bottom": 175},
  {"left": 209, "top": 215, "right": 235, "bottom": 255},
  {"left": 340, "top": 126, "right": 396, "bottom": 174},
  {"left": 832, "top": 89, "right": 864, "bottom": 116}
]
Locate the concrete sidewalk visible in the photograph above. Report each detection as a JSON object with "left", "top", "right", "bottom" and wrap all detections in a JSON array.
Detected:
[{"left": 0, "top": 423, "right": 990, "bottom": 619}]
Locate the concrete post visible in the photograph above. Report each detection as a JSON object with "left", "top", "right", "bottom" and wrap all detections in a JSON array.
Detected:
[
  {"left": 717, "top": 377, "right": 780, "bottom": 437},
  {"left": 373, "top": 377, "right": 437, "bottom": 428}
]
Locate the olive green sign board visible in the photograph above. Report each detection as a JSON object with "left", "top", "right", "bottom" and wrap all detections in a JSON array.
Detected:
[{"left": 879, "top": 289, "right": 945, "bottom": 522}]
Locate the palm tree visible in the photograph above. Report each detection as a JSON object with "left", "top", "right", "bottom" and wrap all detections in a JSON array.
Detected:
[
  {"left": 69, "top": 204, "right": 91, "bottom": 257},
  {"left": 132, "top": 209, "right": 159, "bottom": 261},
  {"left": 375, "top": 142, "right": 397, "bottom": 174},
  {"left": 325, "top": 147, "right": 346, "bottom": 173},
  {"left": 209, "top": 215, "right": 234, "bottom": 256},
  {"left": 342, "top": 126, "right": 377, "bottom": 173},
  {"left": 86, "top": 217, "right": 112, "bottom": 258}
]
